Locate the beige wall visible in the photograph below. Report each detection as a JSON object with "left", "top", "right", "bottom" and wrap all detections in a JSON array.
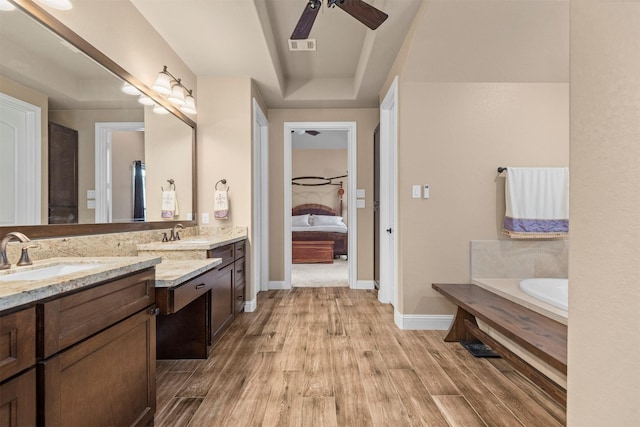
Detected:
[
  {"left": 144, "top": 106, "right": 193, "bottom": 222},
  {"left": 48, "top": 108, "right": 143, "bottom": 223},
  {"left": 111, "top": 131, "right": 144, "bottom": 222},
  {"left": 384, "top": 0, "right": 570, "bottom": 314},
  {"left": 292, "top": 149, "right": 348, "bottom": 219},
  {"left": 568, "top": 1, "right": 640, "bottom": 425},
  {"left": 268, "top": 108, "right": 379, "bottom": 282},
  {"left": 1, "top": 76, "right": 49, "bottom": 223}
]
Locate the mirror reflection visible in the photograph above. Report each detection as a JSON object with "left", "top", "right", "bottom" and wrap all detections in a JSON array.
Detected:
[{"left": 0, "top": 7, "right": 193, "bottom": 226}]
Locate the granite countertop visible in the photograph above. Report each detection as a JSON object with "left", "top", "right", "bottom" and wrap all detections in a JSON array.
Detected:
[
  {"left": 0, "top": 256, "right": 162, "bottom": 312},
  {"left": 154, "top": 258, "right": 222, "bottom": 288},
  {"left": 136, "top": 235, "right": 246, "bottom": 252}
]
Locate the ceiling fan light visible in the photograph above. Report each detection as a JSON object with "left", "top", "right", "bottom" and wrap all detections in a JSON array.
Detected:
[
  {"left": 121, "top": 82, "right": 141, "bottom": 96},
  {"left": 180, "top": 92, "right": 197, "bottom": 114},
  {"left": 37, "top": 0, "right": 72, "bottom": 10},
  {"left": 168, "top": 82, "right": 185, "bottom": 106},
  {"left": 152, "top": 104, "right": 170, "bottom": 115},
  {"left": 152, "top": 70, "right": 172, "bottom": 95},
  {"left": 138, "top": 94, "right": 155, "bottom": 106},
  {"left": 0, "top": 0, "right": 16, "bottom": 11}
]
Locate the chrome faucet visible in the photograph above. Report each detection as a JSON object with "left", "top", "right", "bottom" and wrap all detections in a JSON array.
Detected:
[
  {"left": 170, "top": 224, "right": 184, "bottom": 241},
  {"left": 0, "top": 232, "right": 36, "bottom": 270}
]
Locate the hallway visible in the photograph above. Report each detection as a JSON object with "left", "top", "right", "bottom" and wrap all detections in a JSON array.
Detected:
[{"left": 155, "top": 288, "right": 565, "bottom": 426}]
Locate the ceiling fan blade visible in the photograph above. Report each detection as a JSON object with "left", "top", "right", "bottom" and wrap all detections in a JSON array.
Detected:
[
  {"left": 291, "top": 2, "right": 321, "bottom": 40},
  {"left": 335, "top": 0, "right": 388, "bottom": 30}
]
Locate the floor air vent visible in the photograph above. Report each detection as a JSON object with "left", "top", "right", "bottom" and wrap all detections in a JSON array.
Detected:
[{"left": 288, "top": 39, "right": 316, "bottom": 51}]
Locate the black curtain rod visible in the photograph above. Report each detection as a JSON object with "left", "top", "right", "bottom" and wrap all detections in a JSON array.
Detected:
[{"left": 497, "top": 167, "right": 507, "bottom": 173}]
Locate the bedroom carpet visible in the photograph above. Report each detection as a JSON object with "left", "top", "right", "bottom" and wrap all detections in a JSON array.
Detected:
[{"left": 292, "top": 259, "right": 348, "bottom": 287}]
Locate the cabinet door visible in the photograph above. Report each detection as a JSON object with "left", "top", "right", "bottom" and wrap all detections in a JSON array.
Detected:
[
  {"left": 0, "top": 368, "right": 36, "bottom": 427},
  {"left": 0, "top": 307, "right": 35, "bottom": 382},
  {"left": 211, "top": 263, "right": 233, "bottom": 343},
  {"left": 40, "top": 308, "right": 156, "bottom": 427}
]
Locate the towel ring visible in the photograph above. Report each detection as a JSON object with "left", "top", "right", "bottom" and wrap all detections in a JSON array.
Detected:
[
  {"left": 216, "top": 179, "right": 229, "bottom": 191},
  {"left": 161, "top": 179, "right": 176, "bottom": 191}
]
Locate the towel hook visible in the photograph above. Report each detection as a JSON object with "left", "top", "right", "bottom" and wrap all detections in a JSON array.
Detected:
[
  {"left": 161, "top": 179, "right": 176, "bottom": 191},
  {"left": 497, "top": 167, "right": 507, "bottom": 173},
  {"left": 215, "top": 179, "right": 229, "bottom": 191}
]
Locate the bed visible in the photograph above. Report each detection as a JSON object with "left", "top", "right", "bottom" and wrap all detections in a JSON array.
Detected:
[{"left": 292, "top": 204, "right": 348, "bottom": 260}]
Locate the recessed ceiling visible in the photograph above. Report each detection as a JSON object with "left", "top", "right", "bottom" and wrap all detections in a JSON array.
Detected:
[{"left": 130, "top": 0, "right": 423, "bottom": 109}]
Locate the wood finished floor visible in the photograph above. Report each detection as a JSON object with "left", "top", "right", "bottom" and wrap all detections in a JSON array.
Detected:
[{"left": 155, "top": 288, "right": 566, "bottom": 426}]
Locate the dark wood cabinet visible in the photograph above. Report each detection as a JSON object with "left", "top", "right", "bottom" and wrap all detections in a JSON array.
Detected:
[
  {"left": 0, "top": 306, "right": 37, "bottom": 427},
  {"left": 233, "top": 242, "right": 246, "bottom": 315},
  {"left": 0, "top": 368, "right": 36, "bottom": 427},
  {"left": 37, "top": 269, "right": 156, "bottom": 426}
]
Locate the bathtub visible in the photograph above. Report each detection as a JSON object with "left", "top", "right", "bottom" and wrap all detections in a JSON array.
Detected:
[{"left": 519, "top": 278, "right": 568, "bottom": 311}]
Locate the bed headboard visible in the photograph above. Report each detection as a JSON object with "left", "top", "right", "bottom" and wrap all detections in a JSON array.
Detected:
[{"left": 292, "top": 204, "right": 337, "bottom": 216}]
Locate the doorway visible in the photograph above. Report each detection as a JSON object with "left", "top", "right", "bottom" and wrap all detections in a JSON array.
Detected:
[{"left": 284, "top": 121, "right": 357, "bottom": 289}]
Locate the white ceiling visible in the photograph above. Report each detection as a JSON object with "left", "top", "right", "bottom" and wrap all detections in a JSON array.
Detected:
[{"left": 130, "top": 0, "right": 423, "bottom": 109}]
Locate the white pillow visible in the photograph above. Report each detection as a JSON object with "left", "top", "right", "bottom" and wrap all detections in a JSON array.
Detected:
[
  {"left": 312, "top": 215, "right": 344, "bottom": 226},
  {"left": 292, "top": 214, "right": 311, "bottom": 227}
]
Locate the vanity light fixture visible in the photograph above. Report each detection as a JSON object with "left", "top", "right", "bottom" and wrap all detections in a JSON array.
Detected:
[
  {"left": 151, "top": 65, "right": 197, "bottom": 114},
  {"left": 121, "top": 82, "right": 141, "bottom": 96},
  {"left": 0, "top": 0, "right": 15, "bottom": 11},
  {"left": 152, "top": 104, "right": 170, "bottom": 115},
  {"left": 138, "top": 94, "right": 155, "bottom": 106},
  {"left": 38, "top": 0, "right": 72, "bottom": 10}
]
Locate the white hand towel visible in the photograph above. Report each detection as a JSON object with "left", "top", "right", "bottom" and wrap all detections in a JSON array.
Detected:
[
  {"left": 161, "top": 190, "right": 177, "bottom": 219},
  {"left": 503, "top": 167, "right": 569, "bottom": 238},
  {"left": 214, "top": 190, "right": 229, "bottom": 220}
]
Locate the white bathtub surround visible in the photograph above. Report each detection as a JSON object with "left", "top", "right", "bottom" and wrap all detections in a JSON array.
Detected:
[
  {"left": 471, "top": 239, "right": 568, "bottom": 279},
  {"left": 502, "top": 167, "right": 569, "bottom": 239}
]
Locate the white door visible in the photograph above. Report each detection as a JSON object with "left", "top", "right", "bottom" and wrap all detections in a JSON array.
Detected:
[
  {"left": 0, "top": 93, "right": 41, "bottom": 225},
  {"left": 379, "top": 77, "right": 399, "bottom": 306}
]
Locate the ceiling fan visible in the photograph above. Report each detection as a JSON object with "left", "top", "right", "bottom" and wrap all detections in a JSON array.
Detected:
[
  {"left": 290, "top": 0, "right": 389, "bottom": 40},
  {"left": 292, "top": 129, "right": 321, "bottom": 136}
]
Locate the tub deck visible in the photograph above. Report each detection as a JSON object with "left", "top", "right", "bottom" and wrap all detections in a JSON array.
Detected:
[{"left": 433, "top": 282, "right": 567, "bottom": 406}]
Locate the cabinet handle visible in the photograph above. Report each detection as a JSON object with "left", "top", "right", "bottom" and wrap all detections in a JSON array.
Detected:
[
  {"left": 195, "top": 284, "right": 205, "bottom": 289},
  {"left": 236, "top": 269, "right": 243, "bottom": 274},
  {"left": 150, "top": 307, "right": 160, "bottom": 316}
]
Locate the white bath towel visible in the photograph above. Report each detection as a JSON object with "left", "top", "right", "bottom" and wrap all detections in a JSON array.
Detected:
[
  {"left": 503, "top": 167, "right": 569, "bottom": 238},
  {"left": 161, "top": 190, "right": 178, "bottom": 219},
  {"left": 214, "top": 190, "right": 229, "bottom": 220}
]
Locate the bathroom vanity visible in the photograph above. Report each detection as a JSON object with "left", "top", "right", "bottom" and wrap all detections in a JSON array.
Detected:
[
  {"left": 0, "top": 256, "right": 161, "bottom": 426},
  {"left": 138, "top": 235, "right": 247, "bottom": 358}
]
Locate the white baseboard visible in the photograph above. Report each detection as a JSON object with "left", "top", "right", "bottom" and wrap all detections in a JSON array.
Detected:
[
  {"left": 244, "top": 299, "right": 257, "bottom": 312},
  {"left": 269, "top": 281, "right": 291, "bottom": 290},
  {"left": 354, "top": 280, "right": 375, "bottom": 290},
  {"left": 394, "top": 310, "right": 453, "bottom": 330}
]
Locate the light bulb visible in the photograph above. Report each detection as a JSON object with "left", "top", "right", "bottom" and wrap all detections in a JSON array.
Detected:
[
  {"left": 153, "top": 104, "right": 170, "bottom": 115},
  {"left": 121, "top": 82, "right": 141, "bottom": 96},
  {"left": 152, "top": 70, "right": 172, "bottom": 95},
  {"left": 138, "top": 95, "right": 155, "bottom": 106},
  {"left": 0, "top": 0, "right": 16, "bottom": 11},
  {"left": 180, "top": 92, "right": 197, "bottom": 114},
  {"left": 168, "top": 82, "right": 185, "bottom": 106}
]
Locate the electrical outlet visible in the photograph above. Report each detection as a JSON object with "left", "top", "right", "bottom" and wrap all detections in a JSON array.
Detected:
[{"left": 202, "top": 213, "right": 209, "bottom": 224}]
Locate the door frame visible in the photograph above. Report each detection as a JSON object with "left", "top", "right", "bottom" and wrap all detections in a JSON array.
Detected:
[
  {"left": 95, "top": 122, "right": 144, "bottom": 223},
  {"left": 0, "top": 93, "right": 41, "bottom": 225},
  {"left": 379, "top": 77, "right": 399, "bottom": 307},
  {"left": 251, "top": 98, "right": 269, "bottom": 311},
  {"left": 284, "top": 121, "right": 358, "bottom": 289}
]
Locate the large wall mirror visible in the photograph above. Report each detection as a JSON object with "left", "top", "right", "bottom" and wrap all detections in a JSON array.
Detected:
[{"left": 0, "top": 0, "right": 197, "bottom": 238}]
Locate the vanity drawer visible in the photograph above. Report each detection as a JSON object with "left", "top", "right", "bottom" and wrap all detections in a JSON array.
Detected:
[
  {"left": 234, "top": 258, "right": 245, "bottom": 286},
  {"left": 39, "top": 269, "right": 155, "bottom": 358},
  {"left": 157, "top": 268, "right": 216, "bottom": 314},
  {"left": 234, "top": 240, "right": 246, "bottom": 260},
  {"left": 0, "top": 307, "right": 36, "bottom": 383},
  {"left": 208, "top": 244, "right": 234, "bottom": 267}
]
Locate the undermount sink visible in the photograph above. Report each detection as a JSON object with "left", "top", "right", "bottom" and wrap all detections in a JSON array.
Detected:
[{"left": 0, "top": 263, "right": 104, "bottom": 281}]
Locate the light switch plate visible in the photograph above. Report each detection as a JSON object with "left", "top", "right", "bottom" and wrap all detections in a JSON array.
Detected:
[
  {"left": 356, "top": 199, "right": 365, "bottom": 208},
  {"left": 87, "top": 190, "right": 96, "bottom": 199},
  {"left": 424, "top": 185, "right": 430, "bottom": 199},
  {"left": 87, "top": 200, "right": 96, "bottom": 209},
  {"left": 202, "top": 212, "right": 210, "bottom": 224},
  {"left": 356, "top": 189, "right": 365, "bottom": 198},
  {"left": 186, "top": 213, "right": 193, "bottom": 220},
  {"left": 412, "top": 185, "right": 421, "bottom": 198}
]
